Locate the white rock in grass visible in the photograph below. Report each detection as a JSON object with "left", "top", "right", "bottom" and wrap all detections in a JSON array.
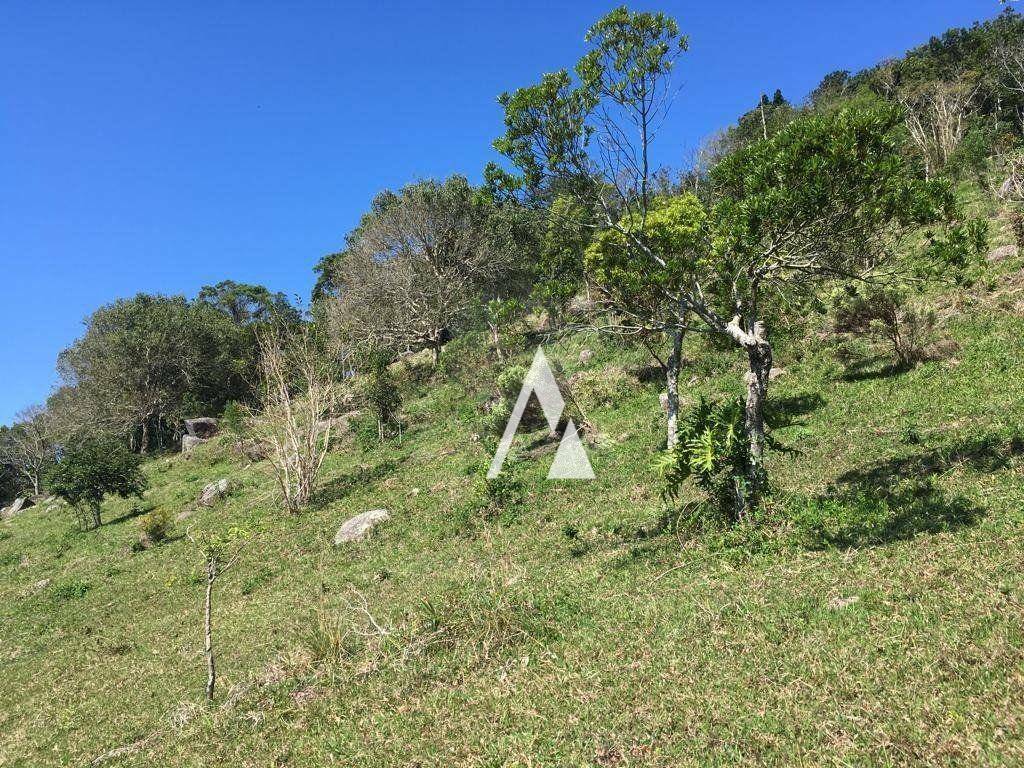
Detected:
[
  {"left": 181, "top": 434, "right": 209, "bottom": 453},
  {"left": 334, "top": 509, "right": 390, "bottom": 546},
  {"left": 198, "top": 479, "right": 230, "bottom": 507}
]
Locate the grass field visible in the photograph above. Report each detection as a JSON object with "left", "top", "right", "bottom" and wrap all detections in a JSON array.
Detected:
[{"left": 2, "top": 240, "right": 1023, "bottom": 766}]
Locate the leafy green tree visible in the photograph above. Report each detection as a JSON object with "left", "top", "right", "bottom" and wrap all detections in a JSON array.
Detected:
[
  {"left": 495, "top": 6, "right": 693, "bottom": 447},
  {"left": 688, "top": 103, "right": 962, "bottom": 515},
  {"left": 46, "top": 436, "right": 147, "bottom": 529},
  {"left": 57, "top": 294, "right": 198, "bottom": 452},
  {"left": 197, "top": 280, "right": 301, "bottom": 326},
  {"left": 56, "top": 292, "right": 276, "bottom": 452}
]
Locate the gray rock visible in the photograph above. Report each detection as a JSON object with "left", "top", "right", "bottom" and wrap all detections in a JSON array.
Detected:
[
  {"left": 334, "top": 509, "right": 390, "bottom": 546},
  {"left": 181, "top": 434, "right": 209, "bottom": 453},
  {"left": 768, "top": 367, "right": 786, "bottom": 381},
  {"left": 2, "top": 498, "right": 27, "bottom": 519},
  {"left": 198, "top": 478, "right": 230, "bottom": 507},
  {"left": 184, "top": 417, "right": 219, "bottom": 438},
  {"left": 578, "top": 349, "right": 594, "bottom": 365},
  {"left": 988, "top": 244, "right": 1018, "bottom": 263}
]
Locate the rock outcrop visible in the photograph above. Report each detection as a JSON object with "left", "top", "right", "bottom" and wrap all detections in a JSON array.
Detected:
[{"left": 184, "top": 418, "right": 219, "bottom": 439}]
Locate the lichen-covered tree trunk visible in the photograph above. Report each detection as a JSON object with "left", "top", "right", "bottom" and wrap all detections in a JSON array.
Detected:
[
  {"left": 742, "top": 336, "right": 773, "bottom": 515},
  {"left": 724, "top": 316, "right": 772, "bottom": 520},
  {"left": 665, "top": 327, "right": 685, "bottom": 449}
]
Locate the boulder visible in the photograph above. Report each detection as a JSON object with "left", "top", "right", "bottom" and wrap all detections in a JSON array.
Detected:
[
  {"left": 1, "top": 498, "right": 27, "bottom": 519},
  {"left": 198, "top": 479, "right": 231, "bottom": 507},
  {"left": 237, "top": 438, "right": 268, "bottom": 462},
  {"left": 988, "top": 244, "right": 1018, "bottom": 263},
  {"left": 768, "top": 367, "right": 786, "bottom": 381},
  {"left": 333, "top": 509, "right": 390, "bottom": 546},
  {"left": 578, "top": 349, "right": 594, "bottom": 365},
  {"left": 181, "top": 434, "right": 209, "bottom": 454},
  {"left": 184, "top": 417, "right": 219, "bottom": 438}
]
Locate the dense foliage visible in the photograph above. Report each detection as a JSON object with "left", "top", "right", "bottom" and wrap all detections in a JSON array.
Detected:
[{"left": 46, "top": 436, "right": 147, "bottom": 529}]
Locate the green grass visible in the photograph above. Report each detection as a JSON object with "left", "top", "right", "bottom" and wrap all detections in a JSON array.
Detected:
[{"left": 2, "top": 259, "right": 1024, "bottom": 766}]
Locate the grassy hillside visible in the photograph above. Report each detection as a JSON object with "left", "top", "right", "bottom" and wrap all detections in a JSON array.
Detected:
[{"left": 2, "top": 228, "right": 1024, "bottom": 766}]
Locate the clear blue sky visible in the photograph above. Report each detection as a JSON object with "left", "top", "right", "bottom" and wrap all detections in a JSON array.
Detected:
[{"left": 0, "top": 0, "right": 1003, "bottom": 425}]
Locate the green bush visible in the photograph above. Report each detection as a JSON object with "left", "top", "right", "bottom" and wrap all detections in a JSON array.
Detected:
[
  {"left": 657, "top": 396, "right": 754, "bottom": 525},
  {"left": 568, "top": 366, "right": 634, "bottom": 411},
  {"left": 221, "top": 400, "right": 246, "bottom": 437},
  {"left": 137, "top": 508, "right": 173, "bottom": 548},
  {"left": 52, "top": 579, "right": 91, "bottom": 603},
  {"left": 46, "top": 436, "right": 148, "bottom": 530}
]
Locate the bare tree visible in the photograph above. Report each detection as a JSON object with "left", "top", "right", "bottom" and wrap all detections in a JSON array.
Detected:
[
  {"left": 0, "top": 406, "right": 56, "bottom": 496},
  {"left": 883, "top": 69, "right": 979, "bottom": 178},
  {"left": 245, "top": 330, "right": 341, "bottom": 513}
]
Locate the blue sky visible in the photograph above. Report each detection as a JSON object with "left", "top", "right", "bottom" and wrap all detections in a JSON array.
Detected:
[{"left": 0, "top": 0, "right": 1004, "bottom": 425}]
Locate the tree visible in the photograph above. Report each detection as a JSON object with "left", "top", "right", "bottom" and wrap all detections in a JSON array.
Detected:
[
  {"left": 887, "top": 73, "right": 981, "bottom": 178},
  {"left": 197, "top": 280, "right": 301, "bottom": 326},
  {"left": 244, "top": 330, "right": 341, "bottom": 513},
  {"left": 185, "top": 525, "right": 247, "bottom": 703},
  {"left": 57, "top": 295, "right": 202, "bottom": 452},
  {"left": 0, "top": 406, "right": 56, "bottom": 496},
  {"left": 495, "top": 6, "right": 693, "bottom": 447},
  {"left": 685, "top": 104, "right": 961, "bottom": 517},
  {"left": 57, "top": 292, "right": 275, "bottom": 453},
  {"left": 322, "top": 176, "right": 517, "bottom": 367},
  {"left": 46, "top": 436, "right": 147, "bottom": 529}
]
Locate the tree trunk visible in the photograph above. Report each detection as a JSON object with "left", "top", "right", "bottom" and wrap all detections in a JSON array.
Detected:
[
  {"left": 725, "top": 316, "right": 772, "bottom": 520},
  {"left": 665, "top": 327, "right": 684, "bottom": 449},
  {"left": 140, "top": 418, "right": 150, "bottom": 455},
  {"left": 741, "top": 334, "right": 772, "bottom": 519},
  {"left": 204, "top": 560, "right": 217, "bottom": 703},
  {"left": 90, "top": 503, "right": 102, "bottom": 530}
]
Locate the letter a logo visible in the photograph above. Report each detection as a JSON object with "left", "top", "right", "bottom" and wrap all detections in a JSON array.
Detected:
[{"left": 487, "top": 347, "right": 595, "bottom": 480}]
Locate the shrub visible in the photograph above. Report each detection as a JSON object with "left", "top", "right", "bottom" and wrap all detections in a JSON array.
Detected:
[
  {"left": 656, "top": 396, "right": 754, "bottom": 525},
  {"left": 137, "top": 508, "right": 173, "bottom": 548},
  {"left": 1010, "top": 208, "right": 1024, "bottom": 252},
  {"left": 52, "top": 579, "right": 91, "bottom": 602},
  {"left": 363, "top": 350, "right": 402, "bottom": 441},
  {"left": 221, "top": 400, "right": 246, "bottom": 437},
  {"left": 832, "top": 286, "right": 939, "bottom": 368},
  {"left": 568, "top": 366, "right": 634, "bottom": 411}
]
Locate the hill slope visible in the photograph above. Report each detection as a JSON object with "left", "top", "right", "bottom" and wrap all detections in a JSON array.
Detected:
[{"left": 2, "top": 237, "right": 1024, "bottom": 766}]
